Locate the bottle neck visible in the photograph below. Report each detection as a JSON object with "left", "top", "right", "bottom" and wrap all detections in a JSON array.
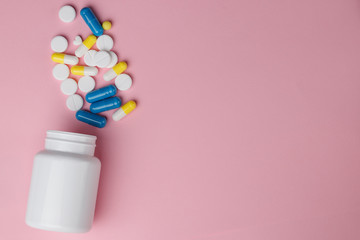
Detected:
[{"left": 45, "top": 130, "right": 97, "bottom": 156}]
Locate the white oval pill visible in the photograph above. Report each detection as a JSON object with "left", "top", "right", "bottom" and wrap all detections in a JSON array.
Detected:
[
  {"left": 73, "top": 35, "right": 82, "bottom": 45},
  {"left": 96, "top": 35, "right": 114, "bottom": 51},
  {"left": 61, "top": 78, "right": 78, "bottom": 95},
  {"left": 51, "top": 36, "right": 68, "bottom": 53},
  {"left": 52, "top": 64, "right": 70, "bottom": 80},
  {"left": 59, "top": 5, "right": 76, "bottom": 23},
  {"left": 115, "top": 74, "right": 133, "bottom": 91},
  {"left": 78, "top": 76, "right": 95, "bottom": 92},
  {"left": 66, "top": 94, "right": 83, "bottom": 111},
  {"left": 94, "top": 51, "right": 111, "bottom": 68},
  {"left": 106, "top": 51, "right": 118, "bottom": 68},
  {"left": 84, "top": 50, "right": 97, "bottom": 67}
]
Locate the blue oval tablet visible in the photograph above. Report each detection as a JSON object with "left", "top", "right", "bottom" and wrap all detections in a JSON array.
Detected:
[
  {"left": 90, "top": 97, "right": 121, "bottom": 113},
  {"left": 80, "top": 7, "right": 104, "bottom": 37},
  {"left": 85, "top": 85, "right": 117, "bottom": 103},
  {"left": 76, "top": 110, "right": 107, "bottom": 128}
]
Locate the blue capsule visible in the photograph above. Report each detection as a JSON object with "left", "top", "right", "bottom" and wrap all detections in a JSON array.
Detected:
[
  {"left": 86, "top": 85, "right": 117, "bottom": 103},
  {"left": 90, "top": 97, "right": 121, "bottom": 113},
  {"left": 76, "top": 110, "right": 107, "bottom": 128},
  {"left": 80, "top": 7, "right": 104, "bottom": 37}
]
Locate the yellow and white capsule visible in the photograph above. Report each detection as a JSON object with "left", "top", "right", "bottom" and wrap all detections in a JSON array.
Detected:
[
  {"left": 103, "top": 61, "right": 127, "bottom": 81},
  {"left": 71, "top": 66, "right": 98, "bottom": 76},
  {"left": 112, "top": 100, "right": 136, "bottom": 121},
  {"left": 75, "top": 34, "right": 97, "bottom": 57},
  {"left": 51, "top": 53, "right": 79, "bottom": 65}
]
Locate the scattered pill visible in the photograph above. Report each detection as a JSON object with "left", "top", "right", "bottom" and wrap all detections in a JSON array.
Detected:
[
  {"left": 102, "top": 21, "right": 112, "bottom": 30},
  {"left": 73, "top": 36, "right": 82, "bottom": 45},
  {"left": 112, "top": 100, "right": 136, "bottom": 121},
  {"left": 51, "top": 36, "right": 68, "bottom": 53},
  {"left": 61, "top": 78, "right": 78, "bottom": 95},
  {"left": 106, "top": 51, "right": 118, "bottom": 68},
  {"left": 103, "top": 62, "right": 127, "bottom": 81},
  {"left": 51, "top": 53, "right": 79, "bottom": 65},
  {"left": 75, "top": 34, "right": 97, "bottom": 57},
  {"left": 76, "top": 110, "right": 107, "bottom": 128},
  {"left": 96, "top": 35, "right": 113, "bottom": 51},
  {"left": 71, "top": 66, "right": 98, "bottom": 76},
  {"left": 115, "top": 74, "right": 132, "bottom": 91},
  {"left": 66, "top": 94, "right": 83, "bottom": 111},
  {"left": 78, "top": 76, "right": 96, "bottom": 92},
  {"left": 51, "top": 7, "right": 137, "bottom": 124},
  {"left": 80, "top": 7, "right": 104, "bottom": 37},
  {"left": 85, "top": 85, "right": 117, "bottom": 103},
  {"left": 59, "top": 5, "right": 76, "bottom": 23},
  {"left": 52, "top": 64, "right": 70, "bottom": 80},
  {"left": 84, "top": 50, "right": 97, "bottom": 67},
  {"left": 94, "top": 51, "right": 111, "bottom": 68},
  {"left": 90, "top": 97, "right": 121, "bottom": 113}
]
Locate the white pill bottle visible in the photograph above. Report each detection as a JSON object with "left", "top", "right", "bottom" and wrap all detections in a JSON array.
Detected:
[{"left": 26, "top": 130, "right": 101, "bottom": 233}]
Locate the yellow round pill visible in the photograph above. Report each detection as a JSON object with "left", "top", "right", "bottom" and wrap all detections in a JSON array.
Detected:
[{"left": 102, "top": 21, "right": 112, "bottom": 30}]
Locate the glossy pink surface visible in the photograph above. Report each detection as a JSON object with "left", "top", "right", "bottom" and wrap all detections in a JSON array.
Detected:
[{"left": 1, "top": 0, "right": 360, "bottom": 239}]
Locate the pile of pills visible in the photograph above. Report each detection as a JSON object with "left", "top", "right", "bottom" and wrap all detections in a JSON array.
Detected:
[{"left": 51, "top": 6, "right": 136, "bottom": 128}]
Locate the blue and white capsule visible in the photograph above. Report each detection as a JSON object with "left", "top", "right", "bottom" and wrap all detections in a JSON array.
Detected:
[
  {"left": 80, "top": 7, "right": 104, "bottom": 36},
  {"left": 85, "top": 85, "right": 117, "bottom": 103},
  {"left": 76, "top": 110, "right": 107, "bottom": 128},
  {"left": 90, "top": 97, "right": 121, "bottom": 113}
]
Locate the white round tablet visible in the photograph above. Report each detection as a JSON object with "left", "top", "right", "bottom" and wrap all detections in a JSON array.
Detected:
[
  {"left": 94, "top": 51, "right": 111, "bottom": 68},
  {"left": 61, "top": 78, "right": 78, "bottom": 95},
  {"left": 59, "top": 5, "right": 76, "bottom": 23},
  {"left": 52, "top": 64, "right": 70, "bottom": 80},
  {"left": 115, "top": 74, "right": 133, "bottom": 91},
  {"left": 96, "top": 35, "right": 114, "bottom": 51},
  {"left": 84, "top": 50, "right": 97, "bottom": 67},
  {"left": 78, "top": 76, "right": 95, "bottom": 92},
  {"left": 106, "top": 51, "right": 118, "bottom": 68},
  {"left": 66, "top": 94, "right": 83, "bottom": 111},
  {"left": 73, "top": 35, "right": 82, "bottom": 45},
  {"left": 51, "top": 36, "right": 68, "bottom": 53}
]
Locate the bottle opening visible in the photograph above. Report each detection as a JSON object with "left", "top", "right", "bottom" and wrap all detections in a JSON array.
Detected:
[{"left": 45, "top": 130, "right": 97, "bottom": 156}]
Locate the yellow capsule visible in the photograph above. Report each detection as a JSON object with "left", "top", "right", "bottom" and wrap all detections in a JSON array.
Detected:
[
  {"left": 103, "top": 61, "right": 128, "bottom": 81},
  {"left": 71, "top": 66, "right": 98, "bottom": 76},
  {"left": 51, "top": 53, "right": 79, "bottom": 65},
  {"left": 102, "top": 21, "right": 112, "bottom": 30},
  {"left": 75, "top": 34, "right": 97, "bottom": 57},
  {"left": 112, "top": 101, "right": 136, "bottom": 121},
  {"left": 83, "top": 35, "right": 97, "bottom": 48}
]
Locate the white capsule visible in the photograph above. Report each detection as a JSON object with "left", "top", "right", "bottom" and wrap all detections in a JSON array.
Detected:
[
  {"left": 112, "top": 108, "right": 126, "bottom": 121},
  {"left": 103, "top": 69, "right": 117, "bottom": 81},
  {"left": 71, "top": 66, "right": 98, "bottom": 76},
  {"left": 51, "top": 53, "right": 79, "bottom": 65},
  {"left": 75, "top": 35, "right": 97, "bottom": 57},
  {"left": 75, "top": 44, "right": 88, "bottom": 58}
]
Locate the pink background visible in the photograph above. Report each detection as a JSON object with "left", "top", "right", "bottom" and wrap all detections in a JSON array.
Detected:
[{"left": 1, "top": 0, "right": 360, "bottom": 239}]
